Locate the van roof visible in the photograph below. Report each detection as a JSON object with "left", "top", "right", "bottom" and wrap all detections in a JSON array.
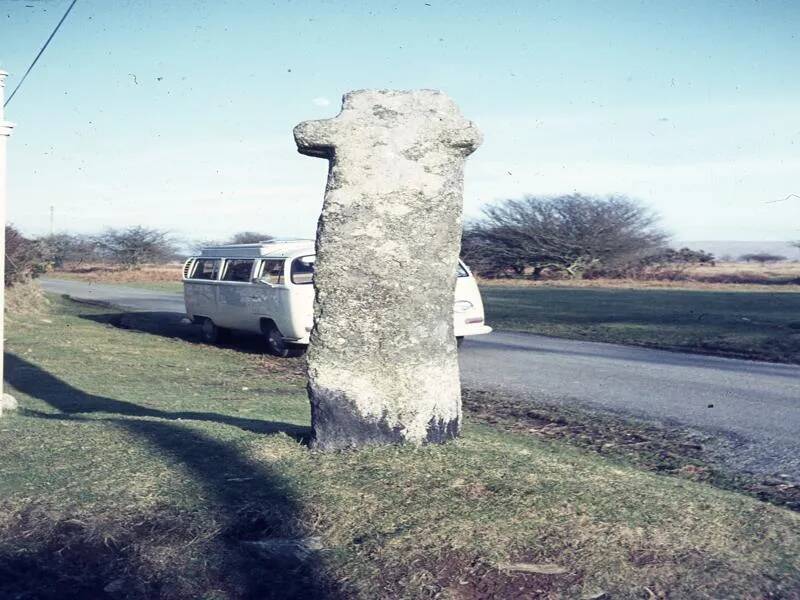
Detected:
[{"left": 198, "top": 239, "right": 314, "bottom": 258}]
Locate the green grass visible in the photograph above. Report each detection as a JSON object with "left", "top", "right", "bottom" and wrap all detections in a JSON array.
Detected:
[
  {"left": 482, "top": 285, "right": 800, "bottom": 363},
  {"left": 2, "top": 296, "right": 799, "bottom": 599},
  {"left": 48, "top": 274, "right": 800, "bottom": 363}
]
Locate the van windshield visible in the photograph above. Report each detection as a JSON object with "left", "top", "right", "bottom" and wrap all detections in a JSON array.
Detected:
[
  {"left": 291, "top": 256, "right": 315, "bottom": 284},
  {"left": 458, "top": 262, "right": 469, "bottom": 277}
]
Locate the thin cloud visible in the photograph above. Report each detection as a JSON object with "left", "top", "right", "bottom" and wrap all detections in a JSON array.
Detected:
[{"left": 312, "top": 97, "right": 331, "bottom": 107}]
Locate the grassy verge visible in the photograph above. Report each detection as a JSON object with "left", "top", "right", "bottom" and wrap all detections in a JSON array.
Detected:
[
  {"left": 463, "top": 389, "right": 800, "bottom": 511},
  {"left": 2, "top": 295, "right": 799, "bottom": 598},
  {"left": 481, "top": 285, "right": 800, "bottom": 364}
]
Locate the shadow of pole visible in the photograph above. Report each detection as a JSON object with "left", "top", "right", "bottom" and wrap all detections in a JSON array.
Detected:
[
  {"left": 2, "top": 353, "right": 338, "bottom": 599},
  {"left": 3, "top": 353, "right": 312, "bottom": 439}
]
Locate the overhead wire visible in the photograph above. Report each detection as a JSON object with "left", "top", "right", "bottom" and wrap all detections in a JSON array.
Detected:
[{"left": 4, "top": 0, "right": 79, "bottom": 108}]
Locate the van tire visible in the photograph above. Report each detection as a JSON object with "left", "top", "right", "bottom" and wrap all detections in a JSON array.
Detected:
[
  {"left": 456, "top": 336, "right": 464, "bottom": 349},
  {"left": 263, "top": 322, "right": 304, "bottom": 358},
  {"left": 200, "top": 318, "right": 228, "bottom": 344}
]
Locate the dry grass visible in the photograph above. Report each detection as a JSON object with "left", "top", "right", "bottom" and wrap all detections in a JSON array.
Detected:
[
  {"left": 4, "top": 280, "right": 50, "bottom": 316},
  {"left": 55, "top": 262, "right": 184, "bottom": 284},
  {"left": 478, "top": 261, "right": 800, "bottom": 292},
  {"left": 2, "top": 296, "right": 800, "bottom": 598}
]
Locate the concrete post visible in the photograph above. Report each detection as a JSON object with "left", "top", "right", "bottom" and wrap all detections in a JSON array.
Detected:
[
  {"left": 1, "top": 71, "right": 18, "bottom": 416},
  {"left": 294, "top": 89, "right": 481, "bottom": 449}
]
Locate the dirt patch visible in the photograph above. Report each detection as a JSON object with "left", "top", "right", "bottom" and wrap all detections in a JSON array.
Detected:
[
  {"left": 255, "top": 353, "right": 308, "bottom": 382},
  {"left": 0, "top": 503, "right": 339, "bottom": 600},
  {"left": 463, "top": 388, "right": 800, "bottom": 511},
  {"left": 371, "top": 550, "right": 584, "bottom": 600}
]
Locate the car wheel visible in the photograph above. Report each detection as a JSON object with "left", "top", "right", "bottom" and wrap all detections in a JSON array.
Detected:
[
  {"left": 264, "top": 323, "right": 304, "bottom": 357},
  {"left": 456, "top": 336, "right": 464, "bottom": 349},
  {"left": 200, "top": 318, "right": 228, "bottom": 344}
]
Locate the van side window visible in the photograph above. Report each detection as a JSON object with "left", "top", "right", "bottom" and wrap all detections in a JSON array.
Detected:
[
  {"left": 191, "top": 258, "right": 221, "bottom": 280},
  {"left": 291, "top": 256, "right": 315, "bottom": 285},
  {"left": 259, "top": 259, "right": 286, "bottom": 284},
  {"left": 222, "top": 259, "right": 255, "bottom": 282}
]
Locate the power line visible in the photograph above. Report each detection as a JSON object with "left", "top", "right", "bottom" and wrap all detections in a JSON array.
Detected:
[
  {"left": 4, "top": 0, "right": 79, "bottom": 108},
  {"left": 765, "top": 194, "right": 800, "bottom": 204}
]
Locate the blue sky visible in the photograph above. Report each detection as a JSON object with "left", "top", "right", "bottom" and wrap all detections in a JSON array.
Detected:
[{"left": 2, "top": 0, "right": 799, "bottom": 244}]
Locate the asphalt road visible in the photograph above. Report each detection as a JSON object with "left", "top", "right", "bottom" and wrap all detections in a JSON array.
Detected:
[{"left": 39, "top": 278, "right": 800, "bottom": 479}]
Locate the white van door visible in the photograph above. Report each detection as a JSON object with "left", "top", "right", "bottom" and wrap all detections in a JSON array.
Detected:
[
  {"left": 248, "top": 258, "right": 291, "bottom": 332},
  {"left": 217, "top": 258, "right": 257, "bottom": 331},
  {"left": 185, "top": 258, "right": 222, "bottom": 320}
]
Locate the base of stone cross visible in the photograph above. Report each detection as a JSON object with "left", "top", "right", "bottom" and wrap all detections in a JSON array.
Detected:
[
  {"left": 0, "top": 393, "right": 18, "bottom": 417},
  {"left": 308, "top": 383, "right": 460, "bottom": 450}
]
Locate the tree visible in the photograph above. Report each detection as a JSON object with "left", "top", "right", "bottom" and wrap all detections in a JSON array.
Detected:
[
  {"left": 92, "top": 226, "right": 177, "bottom": 268},
  {"left": 460, "top": 227, "right": 527, "bottom": 278},
  {"left": 38, "top": 233, "right": 95, "bottom": 267},
  {"left": 5, "top": 226, "right": 49, "bottom": 286},
  {"left": 228, "top": 231, "right": 274, "bottom": 244},
  {"left": 463, "top": 194, "right": 667, "bottom": 279},
  {"left": 739, "top": 253, "right": 786, "bottom": 265}
]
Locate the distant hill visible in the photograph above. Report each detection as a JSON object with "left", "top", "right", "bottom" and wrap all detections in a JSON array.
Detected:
[{"left": 678, "top": 241, "right": 800, "bottom": 261}]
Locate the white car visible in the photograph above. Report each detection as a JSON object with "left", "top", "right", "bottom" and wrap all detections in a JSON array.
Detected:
[{"left": 182, "top": 240, "right": 491, "bottom": 356}]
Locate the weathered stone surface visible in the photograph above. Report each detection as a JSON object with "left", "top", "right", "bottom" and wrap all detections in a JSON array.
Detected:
[
  {"left": 0, "top": 393, "right": 17, "bottom": 417},
  {"left": 294, "top": 89, "right": 481, "bottom": 450}
]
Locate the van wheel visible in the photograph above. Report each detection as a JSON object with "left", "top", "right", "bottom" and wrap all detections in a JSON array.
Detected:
[
  {"left": 264, "top": 323, "right": 304, "bottom": 358},
  {"left": 456, "top": 336, "right": 464, "bottom": 349},
  {"left": 200, "top": 318, "right": 227, "bottom": 344}
]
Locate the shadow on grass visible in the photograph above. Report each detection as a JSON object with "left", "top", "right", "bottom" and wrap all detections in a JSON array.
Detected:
[
  {"left": 79, "top": 309, "right": 283, "bottom": 356},
  {"left": 2, "top": 354, "right": 335, "bottom": 599},
  {"left": 4, "top": 353, "right": 311, "bottom": 439}
]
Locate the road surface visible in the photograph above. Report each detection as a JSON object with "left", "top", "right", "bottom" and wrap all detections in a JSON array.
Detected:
[{"left": 38, "top": 278, "right": 800, "bottom": 479}]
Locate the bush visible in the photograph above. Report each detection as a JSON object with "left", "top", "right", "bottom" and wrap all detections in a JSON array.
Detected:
[
  {"left": 92, "top": 226, "right": 177, "bottom": 268},
  {"left": 590, "top": 247, "right": 716, "bottom": 280},
  {"left": 228, "top": 231, "right": 274, "bottom": 244},
  {"left": 39, "top": 233, "right": 96, "bottom": 267},
  {"left": 740, "top": 253, "right": 787, "bottom": 265},
  {"left": 462, "top": 194, "right": 667, "bottom": 279},
  {"left": 5, "top": 226, "right": 50, "bottom": 287}
]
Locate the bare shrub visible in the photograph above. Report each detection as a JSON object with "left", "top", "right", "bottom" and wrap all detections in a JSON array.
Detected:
[
  {"left": 39, "top": 233, "right": 96, "bottom": 267},
  {"left": 92, "top": 226, "right": 177, "bottom": 269},
  {"left": 463, "top": 194, "right": 667, "bottom": 279},
  {"left": 228, "top": 231, "right": 274, "bottom": 244},
  {"left": 591, "top": 247, "right": 716, "bottom": 281},
  {"left": 5, "top": 226, "right": 50, "bottom": 287},
  {"left": 740, "top": 253, "right": 787, "bottom": 265}
]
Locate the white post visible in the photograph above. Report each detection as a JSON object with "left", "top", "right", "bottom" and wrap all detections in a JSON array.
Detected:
[{"left": 1, "top": 71, "right": 17, "bottom": 414}]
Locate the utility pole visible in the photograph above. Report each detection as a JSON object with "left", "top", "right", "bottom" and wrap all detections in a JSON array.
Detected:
[
  {"left": 1, "top": 70, "right": 17, "bottom": 414},
  {"left": 50, "top": 205, "right": 54, "bottom": 236}
]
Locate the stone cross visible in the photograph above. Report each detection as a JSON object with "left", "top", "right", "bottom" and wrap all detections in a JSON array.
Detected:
[{"left": 294, "top": 89, "right": 482, "bottom": 450}]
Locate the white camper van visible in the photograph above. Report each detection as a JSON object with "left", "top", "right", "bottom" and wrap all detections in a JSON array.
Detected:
[{"left": 182, "top": 240, "right": 491, "bottom": 357}]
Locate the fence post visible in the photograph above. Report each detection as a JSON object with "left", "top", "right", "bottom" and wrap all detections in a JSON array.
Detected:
[{"left": 1, "top": 71, "right": 17, "bottom": 413}]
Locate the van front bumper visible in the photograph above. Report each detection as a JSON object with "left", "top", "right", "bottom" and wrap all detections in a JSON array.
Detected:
[{"left": 454, "top": 324, "right": 492, "bottom": 337}]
